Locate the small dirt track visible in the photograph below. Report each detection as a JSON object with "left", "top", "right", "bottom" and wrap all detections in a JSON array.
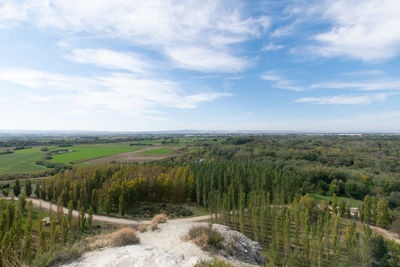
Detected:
[{"left": 3, "top": 197, "right": 210, "bottom": 225}]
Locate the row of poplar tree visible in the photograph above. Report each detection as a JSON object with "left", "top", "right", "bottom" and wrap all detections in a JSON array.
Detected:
[{"left": 0, "top": 194, "right": 93, "bottom": 266}]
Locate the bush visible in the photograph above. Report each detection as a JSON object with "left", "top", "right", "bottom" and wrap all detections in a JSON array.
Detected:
[
  {"left": 187, "top": 225, "right": 224, "bottom": 251},
  {"left": 151, "top": 213, "right": 168, "bottom": 224},
  {"left": 136, "top": 224, "right": 148, "bottom": 233},
  {"left": 109, "top": 228, "right": 140, "bottom": 247}
]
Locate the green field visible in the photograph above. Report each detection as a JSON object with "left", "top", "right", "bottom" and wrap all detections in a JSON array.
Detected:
[
  {"left": 139, "top": 148, "right": 173, "bottom": 155},
  {"left": 309, "top": 193, "right": 362, "bottom": 207},
  {"left": 50, "top": 145, "right": 139, "bottom": 163},
  {"left": 0, "top": 148, "right": 48, "bottom": 175}
]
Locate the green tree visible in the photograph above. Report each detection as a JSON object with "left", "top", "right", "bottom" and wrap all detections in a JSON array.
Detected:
[
  {"left": 338, "top": 200, "right": 346, "bottom": 216},
  {"left": 119, "top": 194, "right": 125, "bottom": 216},
  {"left": 17, "top": 192, "right": 26, "bottom": 213},
  {"left": 363, "top": 195, "right": 371, "bottom": 224},
  {"left": 50, "top": 206, "right": 58, "bottom": 245},
  {"left": 377, "top": 198, "right": 390, "bottom": 228},
  {"left": 80, "top": 206, "right": 86, "bottom": 231},
  {"left": 360, "top": 225, "right": 372, "bottom": 267},
  {"left": 13, "top": 179, "right": 21, "bottom": 197},
  {"left": 88, "top": 206, "right": 94, "bottom": 227},
  {"left": 332, "top": 194, "right": 338, "bottom": 215},
  {"left": 371, "top": 196, "right": 377, "bottom": 225},
  {"left": 21, "top": 200, "right": 33, "bottom": 264},
  {"left": 25, "top": 179, "right": 32, "bottom": 197},
  {"left": 61, "top": 217, "right": 69, "bottom": 244},
  {"left": 91, "top": 189, "right": 98, "bottom": 212},
  {"left": 105, "top": 196, "right": 112, "bottom": 215},
  {"left": 37, "top": 204, "right": 46, "bottom": 254},
  {"left": 67, "top": 200, "right": 74, "bottom": 226}
]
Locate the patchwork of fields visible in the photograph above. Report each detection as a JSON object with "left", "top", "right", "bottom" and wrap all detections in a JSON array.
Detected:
[
  {"left": 50, "top": 145, "right": 139, "bottom": 164},
  {"left": 0, "top": 136, "right": 216, "bottom": 176},
  {"left": 0, "top": 148, "right": 48, "bottom": 174}
]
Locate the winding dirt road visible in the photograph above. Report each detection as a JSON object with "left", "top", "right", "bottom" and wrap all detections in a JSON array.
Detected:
[{"left": 4, "top": 197, "right": 210, "bottom": 225}]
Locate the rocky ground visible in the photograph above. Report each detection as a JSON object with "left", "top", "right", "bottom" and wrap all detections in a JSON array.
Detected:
[{"left": 63, "top": 222, "right": 264, "bottom": 267}]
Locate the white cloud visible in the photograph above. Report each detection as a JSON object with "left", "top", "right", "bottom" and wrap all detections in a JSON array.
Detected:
[
  {"left": 165, "top": 46, "right": 249, "bottom": 73},
  {"left": 0, "top": 0, "right": 269, "bottom": 73},
  {"left": 0, "top": 68, "right": 230, "bottom": 116},
  {"left": 261, "top": 71, "right": 303, "bottom": 91},
  {"left": 314, "top": 0, "right": 400, "bottom": 62},
  {"left": 296, "top": 93, "right": 393, "bottom": 105},
  {"left": 65, "top": 49, "right": 152, "bottom": 74},
  {"left": 311, "top": 80, "right": 400, "bottom": 91},
  {"left": 263, "top": 42, "right": 284, "bottom": 51}
]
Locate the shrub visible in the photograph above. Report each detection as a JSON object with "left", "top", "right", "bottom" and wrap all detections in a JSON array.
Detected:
[
  {"left": 187, "top": 225, "right": 224, "bottom": 251},
  {"left": 136, "top": 224, "right": 148, "bottom": 233},
  {"left": 109, "top": 228, "right": 140, "bottom": 247},
  {"left": 151, "top": 213, "right": 168, "bottom": 224},
  {"left": 150, "top": 222, "right": 158, "bottom": 231}
]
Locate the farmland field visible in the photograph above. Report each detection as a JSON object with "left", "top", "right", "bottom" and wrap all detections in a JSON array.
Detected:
[
  {"left": 0, "top": 148, "right": 48, "bottom": 175},
  {"left": 138, "top": 147, "right": 173, "bottom": 155},
  {"left": 50, "top": 144, "right": 140, "bottom": 163}
]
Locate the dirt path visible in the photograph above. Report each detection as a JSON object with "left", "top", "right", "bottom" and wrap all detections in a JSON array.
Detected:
[
  {"left": 2, "top": 197, "right": 210, "bottom": 225},
  {"left": 81, "top": 146, "right": 175, "bottom": 164}
]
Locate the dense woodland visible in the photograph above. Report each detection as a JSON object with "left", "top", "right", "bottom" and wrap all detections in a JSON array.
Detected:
[{"left": 1, "top": 135, "right": 400, "bottom": 266}]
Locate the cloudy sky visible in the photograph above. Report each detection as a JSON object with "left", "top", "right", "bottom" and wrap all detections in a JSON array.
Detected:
[{"left": 1, "top": 0, "right": 400, "bottom": 132}]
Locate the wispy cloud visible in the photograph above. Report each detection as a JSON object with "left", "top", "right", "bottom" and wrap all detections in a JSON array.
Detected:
[
  {"left": 65, "top": 49, "right": 152, "bottom": 74},
  {"left": 261, "top": 71, "right": 303, "bottom": 91},
  {"left": 296, "top": 93, "right": 393, "bottom": 105},
  {"left": 311, "top": 80, "right": 400, "bottom": 91},
  {"left": 165, "top": 46, "right": 249, "bottom": 73},
  {"left": 263, "top": 42, "right": 284, "bottom": 51},
  {"left": 0, "top": 0, "right": 269, "bottom": 73},
  {"left": 0, "top": 68, "right": 231, "bottom": 116}
]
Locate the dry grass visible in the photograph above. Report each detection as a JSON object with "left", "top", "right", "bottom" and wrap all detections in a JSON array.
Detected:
[
  {"left": 136, "top": 224, "right": 148, "bottom": 233},
  {"left": 151, "top": 213, "right": 168, "bottom": 224},
  {"left": 187, "top": 225, "right": 224, "bottom": 251},
  {"left": 109, "top": 227, "right": 140, "bottom": 247},
  {"left": 150, "top": 221, "right": 158, "bottom": 231}
]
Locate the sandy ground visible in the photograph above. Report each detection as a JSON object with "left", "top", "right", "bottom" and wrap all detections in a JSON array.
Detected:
[
  {"left": 63, "top": 221, "right": 256, "bottom": 267},
  {"left": 82, "top": 146, "right": 176, "bottom": 164},
  {"left": 64, "top": 222, "right": 212, "bottom": 267}
]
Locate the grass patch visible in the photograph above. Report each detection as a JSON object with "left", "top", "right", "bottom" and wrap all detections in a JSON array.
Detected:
[
  {"left": 0, "top": 148, "right": 49, "bottom": 175},
  {"left": 50, "top": 145, "right": 139, "bottom": 163},
  {"left": 309, "top": 193, "right": 362, "bottom": 207}
]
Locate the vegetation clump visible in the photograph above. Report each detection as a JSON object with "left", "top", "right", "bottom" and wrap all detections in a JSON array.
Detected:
[
  {"left": 151, "top": 213, "right": 168, "bottom": 224},
  {"left": 187, "top": 225, "right": 224, "bottom": 251},
  {"left": 109, "top": 227, "right": 140, "bottom": 247},
  {"left": 195, "top": 258, "right": 234, "bottom": 267},
  {"left": 136, "top": 224, "right": 148, "bottom": 233}
]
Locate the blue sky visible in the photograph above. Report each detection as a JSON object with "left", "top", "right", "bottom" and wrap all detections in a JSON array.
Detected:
[{"left": 1, "top": 0, "right": 400, "bottom": 132}]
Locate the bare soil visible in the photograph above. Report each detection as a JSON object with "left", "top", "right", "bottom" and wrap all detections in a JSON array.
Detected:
[{"left": 81, "top": 146, "right": 177, "bottom": 164}]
